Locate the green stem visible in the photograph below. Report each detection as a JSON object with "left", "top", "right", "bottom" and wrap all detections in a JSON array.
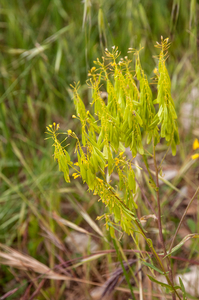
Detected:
[
  {"left": 153, "top": 142, "right": 176, "bottom": 300},
  {"left": 152, "top": 143, "right": 168, "bottom": 257},
  {"left": 133, "top": 219, "right": 182, "bottom": 300}
]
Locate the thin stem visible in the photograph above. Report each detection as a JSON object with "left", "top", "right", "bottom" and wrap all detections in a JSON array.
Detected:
[
  {"left": 133, "top": 221, "right": 182, "bottom": 300},
  {"left": 153, "top": 142, "right": 176, "bottom": 300},
  {"left": 153, "top": 143, "right": 168, "bottom": 257},
  {"left": 168, "top": 185, "right": 199, "bottom": 253},
  {"left": 158, "top": 145, "right": 171, "bottom": 171},
  {"left": 135, "top": 178, "right": 157, "bottom": 217}
]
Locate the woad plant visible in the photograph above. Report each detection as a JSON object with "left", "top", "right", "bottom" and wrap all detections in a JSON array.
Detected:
[{"left": 47, "top": 38, "right": 193, "bottom": 299}]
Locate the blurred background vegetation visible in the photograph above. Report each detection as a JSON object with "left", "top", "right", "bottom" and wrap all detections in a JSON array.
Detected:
[{"left": 0, "top": 0, "right": 199, "bottom": 299}]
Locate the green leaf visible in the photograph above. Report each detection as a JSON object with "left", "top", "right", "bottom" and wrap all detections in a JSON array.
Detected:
[
  {"left": 147, "top": 275, "right": 181, "bottom": 291},
  {"left": 108, "top": 148, "right": 114, "bottom": 175},
  {"left": 135, "top": 112, "right": 143, "bottom": 126},
  {"left": 125, "top": 132, "right": 132, "bottom": 148},
  {"left": 148, "top": 114, "right": 159, "bottom": 130},
  {"left": 80, "top": 163, "right": 87, "bottom": 182},
  {"left": 64, "top": 150, "right": 71, "bottom": 162},
  {"left": 109, "top": 226, "right": 115, "bottom": 238},
  {"left": 158, "top": 104, "right": 164, "bottom": 118},
  {"left": 87, "top": 168, "right": 95, "bottom": 190},
  {"left": 63, "top": 164, "right": 70, "bottom": 182},
  {"left": 90, "top": 152, "right": 98, "bottom": 173},
  {"left": 142, "top": 261, "right": 166, "bottom": 275},
  {"left": 171, "top": 141, "right": 176, "bottom": 156},
  {"left": 128, "top": 169, "right": 135, "bottom": 190},
  {"left": 160, "top": 122, "right": 166, "bottom": 138},
  {"left": 103, "top": 144, "right": 109, "bottom": 159},
  {"left": 170, "top": 103, "right": 177, "bottom": 119},
  {"left": 174, "top": 128, "right": 180, "bottom": 145},
  {"left": 187, "top": 218, "right": 196, "bottom": 233},
  {"left": 165, "top": 233, "right": 199, "bottom": 258},
  {"left": 128, "top": 110, "right": 133, "bottom": 128},
  {"left": 113, "top": 205, "right": 121, "bottom": 223},
  {"left": 137, "top": 140, "right": 144, "bottom": 155},
  {"left": 164, "top": 104, "right": 168, "bottom": 124},
  {"left": 179, "top": 277, "right": 187, "bottom": 300},
  {"left": 107, "top": 223, "right": 122, "bottom": 235},
  {"left": 112, "top": 127, "right": 119, "bottom": 151}
]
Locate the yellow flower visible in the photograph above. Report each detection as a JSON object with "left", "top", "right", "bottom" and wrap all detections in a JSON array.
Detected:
[
  {"left": 191, "top": 154, "right": 199, "bottom": 160},
  {"left": 193, "top": 138, "right": 199, "bottom": 150},
  {"left": 153, "top": 67, "right": 158, "bottom": 75},
  {"left": 67, "top": 129, "right": 72, "bottom": 135},
  {"left": 72, "top": 173, "right": 80, "bottom": 179}
]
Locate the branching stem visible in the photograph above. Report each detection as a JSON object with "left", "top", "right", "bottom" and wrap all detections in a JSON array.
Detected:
[{"left": 133, "top": 219, "right": 181, "bottom": 300}]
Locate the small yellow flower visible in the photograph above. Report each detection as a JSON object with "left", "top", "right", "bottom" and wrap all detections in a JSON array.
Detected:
[
  {"left": 115, "top": 158, "right": 119, "bottom": 166},
  {"left": 72, "top": 173, "right": 80, "bottom": 179},
  {"left": 153, "top": 68, "right": 158, "bottom": 75},
  {"left": 68, "top": 129, "right": 72, "bottom": 135},
  {"left": 193, "top": 138, "right": 199, "bottom": 150},
  {"left": 46, "top": 126, "right": 52, "bottom": 132},
  {"left": 191, "top": 154, "right": 199, "bottom": 160}
]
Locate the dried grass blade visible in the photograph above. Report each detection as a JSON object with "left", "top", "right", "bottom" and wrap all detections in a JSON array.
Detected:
[
  {"left": 0, "top": 243, "right": 69, "bottom": 280},
  {"left": 52, "top": 211, "right": 91, "bottom": 235}
]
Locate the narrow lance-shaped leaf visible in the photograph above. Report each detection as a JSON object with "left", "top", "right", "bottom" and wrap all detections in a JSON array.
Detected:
[
  {"left": 164, "top": 233, "right": 199, "bottom": 258},
  {"left": 147, "top": 275, "right": 181, "bottom": 291}
]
